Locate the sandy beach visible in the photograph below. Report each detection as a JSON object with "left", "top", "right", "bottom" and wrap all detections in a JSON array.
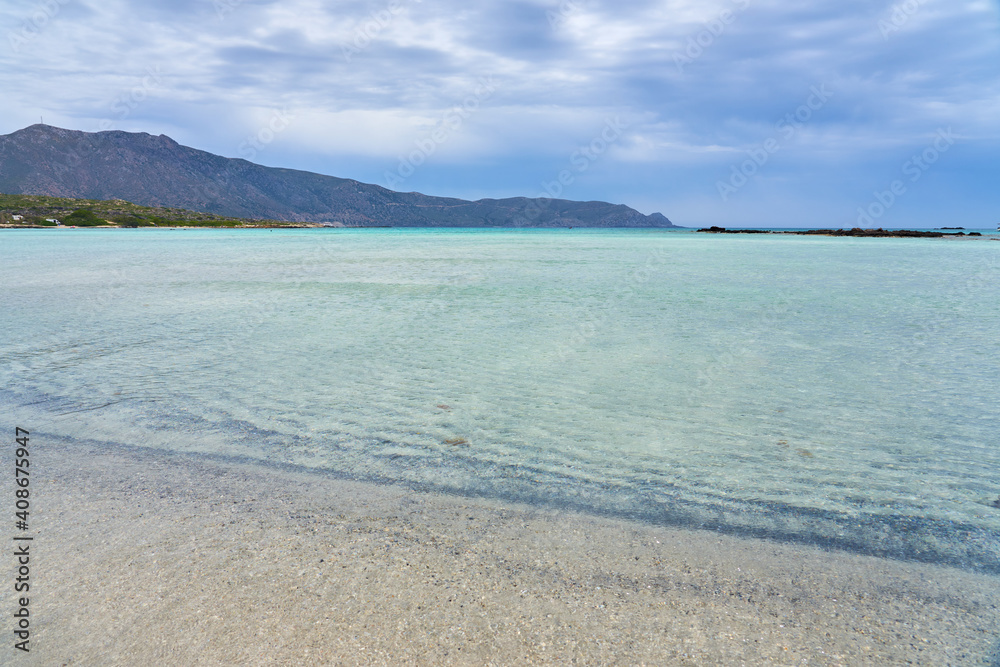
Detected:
[{"left": 7, "top": 435, "right": 998, "bottom": 666}]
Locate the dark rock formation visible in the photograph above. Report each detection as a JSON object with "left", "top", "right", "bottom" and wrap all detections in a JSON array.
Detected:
[{"left": 695, "top": 227, "right": 973, "bottom": 238}]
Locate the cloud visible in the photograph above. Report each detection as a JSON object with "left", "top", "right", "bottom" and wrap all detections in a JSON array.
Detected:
[{"left": 1, "top": 0, "right": 998, "bottom": 226}]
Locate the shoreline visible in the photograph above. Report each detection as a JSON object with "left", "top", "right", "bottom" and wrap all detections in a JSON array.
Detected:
[
  {"left": 16, "top": 436, "right": 1000, "bottom": 665},
  {"left": 3, "top": 224, "right": 998, "bottom": 235},
  {"left": 0, "top": 223, "right": 325, "bottom": 229}
]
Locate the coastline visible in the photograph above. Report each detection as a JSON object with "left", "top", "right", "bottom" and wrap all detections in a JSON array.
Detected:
[
  {"left": 0, "top": 223, "right": 326, "bottom": 229},
  {"left": 3, "top": 224, "right": 998, "bottom": 235},
  {"left": 16, "top": 436, "right": 1000, "bottom": 665}
]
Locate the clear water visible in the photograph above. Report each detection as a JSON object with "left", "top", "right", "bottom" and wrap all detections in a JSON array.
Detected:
[{"left": 2, "top": 229, "right": 999, "bottom": 570}]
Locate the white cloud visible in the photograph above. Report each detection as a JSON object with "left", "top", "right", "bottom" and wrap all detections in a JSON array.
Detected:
[{"left": 1, "top": 0, "right": 998, "bottom": 226}]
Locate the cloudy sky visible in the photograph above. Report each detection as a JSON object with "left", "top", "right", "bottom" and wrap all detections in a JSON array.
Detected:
[{"left": 2, "top": 0, "right": 998, "bottom": 227}]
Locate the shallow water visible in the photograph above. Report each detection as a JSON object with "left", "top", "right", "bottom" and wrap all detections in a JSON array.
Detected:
[{"left": 2, "top": 228, "right": 999, "bottom": 569}]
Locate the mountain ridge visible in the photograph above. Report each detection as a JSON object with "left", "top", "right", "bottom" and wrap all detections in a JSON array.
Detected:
[{"left": 0, "top": 125, "right": 678, "bottom": 228}]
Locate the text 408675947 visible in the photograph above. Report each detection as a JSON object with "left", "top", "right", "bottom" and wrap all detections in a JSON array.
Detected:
[{"left": 13, "top": 427, "right": 32, "bottom": 653}]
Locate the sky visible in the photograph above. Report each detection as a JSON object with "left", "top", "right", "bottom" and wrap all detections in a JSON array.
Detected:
[{"left": 1, "top": 0, "right": 998, "bottom": 228}]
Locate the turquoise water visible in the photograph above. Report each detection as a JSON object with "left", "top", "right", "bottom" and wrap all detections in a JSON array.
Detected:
[{"left": 2, "top": 229, "right": 999, "bottom": 569}]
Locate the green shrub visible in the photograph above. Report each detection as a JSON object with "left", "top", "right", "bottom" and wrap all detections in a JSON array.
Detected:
[
  {"left": 65, "top": 209, "right": 104, "bottom": 226},
  {"left": 113, "top": 214, "right": 152, "bottom": 227}
]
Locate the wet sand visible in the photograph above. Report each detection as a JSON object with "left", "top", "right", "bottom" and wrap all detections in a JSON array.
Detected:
[{"left": 15, "top": 436, "right": 1000, "bottom": 665}]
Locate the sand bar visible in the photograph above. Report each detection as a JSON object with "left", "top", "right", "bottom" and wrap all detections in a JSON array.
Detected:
[{"left": 11, "top": 436, "right": 1000, "bottom": 665}]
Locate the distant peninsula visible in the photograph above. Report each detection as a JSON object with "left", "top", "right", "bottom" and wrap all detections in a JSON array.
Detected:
[{"left": 0, "top": 125, "right": 677, "bottom": 228}]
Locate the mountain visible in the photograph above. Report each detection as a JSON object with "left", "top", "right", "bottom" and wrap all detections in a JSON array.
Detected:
[{"left": 0, "top": 125, "right": 678, "bottom": 228}]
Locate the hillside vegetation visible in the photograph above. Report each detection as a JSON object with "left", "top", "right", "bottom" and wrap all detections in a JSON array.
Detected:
[{"left": 0, "top": 194, "right": 312, "bottom": 228}]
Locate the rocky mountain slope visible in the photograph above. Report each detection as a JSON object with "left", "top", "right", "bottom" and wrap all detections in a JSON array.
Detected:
[{"left": 0, "top": 125, "right": 677, "bottom": 227}]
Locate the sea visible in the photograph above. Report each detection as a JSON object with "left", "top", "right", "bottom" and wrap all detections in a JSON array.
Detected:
[{"left": 2, "top": 227, "right": 999, "bottom": 571}]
